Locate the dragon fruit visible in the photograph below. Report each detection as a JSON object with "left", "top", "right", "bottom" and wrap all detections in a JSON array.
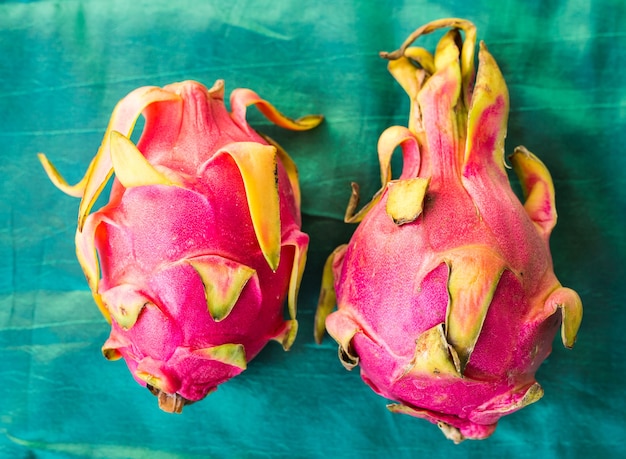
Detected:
[
  {"left": 39, "top": 79, "right": 322, "bottom": 412},
  {"left": 315, "top": 19, "right": 582, "bottom": 442}
]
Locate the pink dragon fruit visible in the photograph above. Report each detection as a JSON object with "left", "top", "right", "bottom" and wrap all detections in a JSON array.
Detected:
[
  {"left": 315, "top": 19, "right": 582, "bottom": 442},
  {"left": 39, "top": 79, "right": 322, "bottom": 412}
]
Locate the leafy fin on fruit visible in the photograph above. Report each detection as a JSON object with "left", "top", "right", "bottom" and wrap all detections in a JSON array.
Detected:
[
  {"left": 37, "top": 153, "right": 93, "bottom": 198},
  {"left": 344, "top": 182, "right": 383, "bottom": 224},
  {"left": 345, "top": 126, "right": 422, "bottom": 224},
  {"left": 387, "top": 402, "right": 497, "bottom": 444},
  {"left": 417, "top": 30, "right": 463, "bottom": 179},
  {"left": 109, "top": 131, "right": 177, "bottom": 188},
  {"left": 385, "top": 177, "right": 430, "bottom": 225},
  {"left": 444, "top": 247, "right": 507, "bottom": 371},
  {"left": 386, "top": 405, "right": 462, "bottom": 444},
  {"left": 325, "top": 310, "right": 360, "bottom": 370},
  {"left": 230, "top": 87, "right": 324, "bottom": 132},
  {"left": 400, "top": 323, "right": 462, "bottom": 379},
  {"left": 272, "top": 319, "right": 299, "bottom": 350},
  {"left": 283, "top": 230, "right": 309, "bottom": 323},
  {"left": 387, "top": 59, "right": 430, "bottom": 134},
  {"left": 471, "top": 383, "right": 544, "bottom": 425},
  {"left": 387, "top": 55, "right": 428, "bottom": 102},
  {"left": 216, "top": 142, "right": 281, "bottom": 271},
  {"left": 186, "top": 255, "right": 256, "bottom": 322},
  {"left": 258, "top": 133, "right": 302, "bottom": 210},
  {"left": 100, "top": 284, "right": 152, "bottom": 329},
  {"left": 404, "top": 47, "right": 436, "bottom": 74},
  {"left": 79, "top": 87, "right": 182, "bottom": 230},
  {"left": 135, "top": 357, "right": 181, "bottom": 398},
  {"left": 377, "top": 125, "right": 421, "bottom": 184},
  {"left": 314, "top": 244, "right": 348, "bottom": 344},
  {"left": 510, "top": 146, "right": 558, "bottom": 239},
  {"left": 101, "top": 333, "right": 127, "bottom": 361},
  {"left": 434, "top": 29, "right": 462, "bottom": 72},
  {"left": 75, "top": 212, "right": 111, "bottom": 321},
  {"left": 381, "top": 18, "right": 476, "bottom": 106},
  {"left": 464, "top": 42, "right": 509, "bottom": 178},
  {"left": 195, "top": 343, "right": 248, "bottom": 370},
  {"left": 543, "top": 287, "right": 583, "bottom": 348}
]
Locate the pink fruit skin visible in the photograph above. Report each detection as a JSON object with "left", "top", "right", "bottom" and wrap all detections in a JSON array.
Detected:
[
  {"left": 315, "top": 19, "right": 582, "bottom": 442},
  {"left": 40, "top": 80, "right": 321, "bottom": 412}
]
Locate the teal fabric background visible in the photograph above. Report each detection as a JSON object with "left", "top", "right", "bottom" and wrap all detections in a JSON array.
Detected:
[{"left": 1, "top": 0, "right": 624, "bottom": 457}]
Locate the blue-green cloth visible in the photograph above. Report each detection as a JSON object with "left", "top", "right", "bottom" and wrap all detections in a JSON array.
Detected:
[{"left": 1, "top": 1, "right": 624, "bottom": 457}]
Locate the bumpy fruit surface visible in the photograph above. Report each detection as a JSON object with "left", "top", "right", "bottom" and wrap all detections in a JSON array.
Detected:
[
  {"left": 40, "top": 79, "right": 322, "bottom": 412},
  {"left": 315, "top": 19, "right": 582, "bottom": 442}
]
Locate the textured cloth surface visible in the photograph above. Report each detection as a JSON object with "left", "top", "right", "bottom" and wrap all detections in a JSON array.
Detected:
[{"left": 1, "top": 1, "right": 624, "bottom": 458}]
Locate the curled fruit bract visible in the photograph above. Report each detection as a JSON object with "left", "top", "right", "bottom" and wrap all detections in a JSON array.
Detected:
[
  {"left": 315, "top": 19, "right": 582, "bottom": 442},
  {"left": 41, "top": 79, "right": 322, "bottom": 412}
]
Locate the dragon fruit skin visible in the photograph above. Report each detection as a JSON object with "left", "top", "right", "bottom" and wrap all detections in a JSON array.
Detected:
[
  {"left": 40, "top": 79, "right": 322, "bottom": 412},
  {"left": 315, "top": 19, "right": 582, "bottom": 442}
]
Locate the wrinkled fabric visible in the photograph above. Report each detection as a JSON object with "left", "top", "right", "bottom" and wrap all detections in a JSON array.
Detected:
[{"left": 0, "top": 0, "right": 624, "bottom": 458}]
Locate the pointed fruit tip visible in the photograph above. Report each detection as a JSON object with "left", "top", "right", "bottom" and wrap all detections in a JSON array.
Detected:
[
  {"left": 147, "top": 385, "right": 193, "bottom": 414},
  {"left": 437, "top": 422, "right": 465, "bottom": 444}
]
